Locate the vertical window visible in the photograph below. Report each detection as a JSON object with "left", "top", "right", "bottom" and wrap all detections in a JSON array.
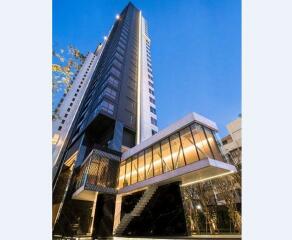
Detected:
[
  {"left": 118, "top": 161, "right": 126, "bottom": 188},
  {"left": 170, "top": 133, "right": 185, "bottom": 169},
  {"left": 149, "top": 97, "right": 155, "bottom": 104},
  {"left": 161, "top": 139, "right": 174, "bottom": 173},
  {"left": 152, "top": 143, "right": 162, "bottom": 176},
  {"left": 145, "top": 148, "right": 154, "bottom": 179},
  {"left": 191, "top": 123, "right": 213, "bottom": 159},
  {"left": 204, "top": 128, "right": 223, "bottom": 161},
  {"left": 125, "top": 159, "right": 131, "bottom": 187},
  {"left": 150, "top": 106, "right": 156, "bottom": 114},
  {"left": 180, "top": 127, "right": 200, "bottom": 164},
  {"left": 131, "top": 155, "right": 138, "bottom": 184},
  {"left": 151, "top": 117, "right": 157, "bottom": 126},
  {"left": 138, "top": 152, "right": 145, "bottom": 181}
]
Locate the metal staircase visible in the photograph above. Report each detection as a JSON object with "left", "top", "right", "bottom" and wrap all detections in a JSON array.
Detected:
[{"left": 114, "top": 185, "right": 158, "bottom": 236}]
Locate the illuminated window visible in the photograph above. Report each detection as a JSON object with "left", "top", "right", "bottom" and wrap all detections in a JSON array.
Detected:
[
  {"left": 125, "top": 159, "right": 131, "bottom": 187},
  {"left": 145, "top": 148, "right": 153, "bottom": 179},
  {"left": 191, "top": 123, "right": 213, "bottom": 159},
  {"left": 138, "top": 152, "right": 145, "bottom": 181},
  {"left": 131, "top": 155, "right": 138, "bottom": 184},
  {"left": 118, "top": 161, "right": 126, "bottom": 188},
  {"left": 204, "top": 128, "right": 223, "bottom": 161},
  {"left": 170, "top": 133, "right": 185, "bottom": 169},
  {"left": 52, "top": 133, "right": 59, "bottom": 145},
  {"left": 153, "top": 143, "right": 162, "bottom": 176},
  {"left": 180, "top": 127, "right": 199, "bottom": 164},
  {"left": 161, "top": 139, "right": 174, "bottom": 173}
]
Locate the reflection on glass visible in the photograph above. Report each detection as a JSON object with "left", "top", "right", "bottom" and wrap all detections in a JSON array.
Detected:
[
  {"left": 138, "top": 152, "right": 145, "bottom": 181},
  {"left": 125, "top": 159, "right": 131, "bottom": 186},
  {"left": 191, "top": 123, "right": 213, "bottom": 159},
  {"left": 131, "top": 155, "right": 138, "bottom": 184},
  {"left": 180, "top": 127, "right": 199, "bottom": 164},
  {"left": 170, "top": 133, "right": 185, "bottom": 169},
  {"left": 161, "top": 139, "right": 173, "bottom": 172},
  {"left": 145, "top": 148, "right": 154, "bottom": 179},
  {"left": 204, "top": 128, "right": 223, "bottom": 161},
  {"left": 118, "top": 161, "right": 125, "bottom": 189},
  {"left": 153, "top": 143, "right": 162, "bottom": 176}
]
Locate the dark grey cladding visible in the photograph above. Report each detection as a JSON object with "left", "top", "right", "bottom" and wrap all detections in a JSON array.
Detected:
[{"left": 67, "top": 3, "right": 140, "bottom": 150}]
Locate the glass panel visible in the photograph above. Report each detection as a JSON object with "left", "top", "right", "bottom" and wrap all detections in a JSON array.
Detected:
[
  {"left": 145, "top": 147, "right": 154, "bottom": 179},
  {"left": 118, "top": 161, "right": 126, "bottom": 189},
  {"left": 138, "top": 152, "right": 145, "bottom": 181},
  {"left": 87, "top": 160, "right": 98, "bottom": 185},
  {"left": 204, "top": 128, "right": 223, "bottom": 161},
  {"left": 153, "top": 143, "right": 162, "bottom": 176},
  {"left": 161, "top": 139, "right": 174, "bottom": 173},
  {"left": 170, "top": 133, "right": 185, "bottom": 169},
  {"left": 131, "top": 155, "right": 138, "bottom": 184},
  {"left": 180, "top": 127, "right": 199, "bottom": 164},
  {"left": 125, "top": 159, "right": 131, "bottom": 187},
  {"left": 191, "top": 123, "right": 213, "bottom": 159}
]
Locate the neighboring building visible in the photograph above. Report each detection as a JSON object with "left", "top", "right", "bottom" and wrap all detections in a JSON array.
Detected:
[
  {"left": 221, "top": 116, "right": 242, "bottom": 165},
  {"left": 52, "top": 3, "right": 239, "bottom": 239},
  {"left": 52, "top": 44, "right": 105, "bottom": 180}
]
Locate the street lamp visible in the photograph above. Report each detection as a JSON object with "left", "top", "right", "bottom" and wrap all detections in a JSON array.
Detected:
[{"left": 196, "top": 204, "right": 202, "bottom": 210}]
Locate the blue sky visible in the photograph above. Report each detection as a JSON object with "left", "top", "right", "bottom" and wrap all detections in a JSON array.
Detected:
[{"left": 53, "top": 0, "right": 241, "bottom": 137}]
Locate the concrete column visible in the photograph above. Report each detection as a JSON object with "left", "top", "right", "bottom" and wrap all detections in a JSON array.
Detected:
[{"left": 113, "top": 194, "right": 123, "bottom": 233}]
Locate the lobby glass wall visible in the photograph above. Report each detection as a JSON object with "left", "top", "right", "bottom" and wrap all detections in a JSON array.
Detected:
[{"left": 118, "top": 122, "right": 225, "bottom": 189}]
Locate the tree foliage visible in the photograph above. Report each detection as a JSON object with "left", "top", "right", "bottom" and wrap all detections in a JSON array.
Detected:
[{"left": 52, "top": 45, "right": 86, "bottom": 119}]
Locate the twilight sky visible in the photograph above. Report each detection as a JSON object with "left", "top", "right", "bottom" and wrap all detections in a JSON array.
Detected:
[{"left": 53, "top": 0, "right": 241, "bottom": 137}]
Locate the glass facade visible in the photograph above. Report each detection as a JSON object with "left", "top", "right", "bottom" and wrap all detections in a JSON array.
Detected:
[
  {"left": 118, "top": 122, "right": 224, "bottom": 189},
  {"left": 75, "top": 149, "right": 119, "bottom": 192}
]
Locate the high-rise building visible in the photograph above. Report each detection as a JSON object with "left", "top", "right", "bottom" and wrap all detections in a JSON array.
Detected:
[
  {"left": 52, "top": 3, "right": 239, "bottom": 239},
  {"left": 52, "top": 45, "right": 105, "bottom": 180}
]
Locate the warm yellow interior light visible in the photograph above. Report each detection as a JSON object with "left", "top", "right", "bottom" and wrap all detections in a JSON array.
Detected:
[
  {"left": 52, "top": 133, "right": 60, "bottom": 145},
  {"left": 119, "top": 137, "right": 213, "bottom": 181}
]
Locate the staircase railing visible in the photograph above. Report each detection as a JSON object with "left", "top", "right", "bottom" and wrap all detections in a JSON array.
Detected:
[{"left": 113, "top": 185, "right": 158, "bottom": 235}]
